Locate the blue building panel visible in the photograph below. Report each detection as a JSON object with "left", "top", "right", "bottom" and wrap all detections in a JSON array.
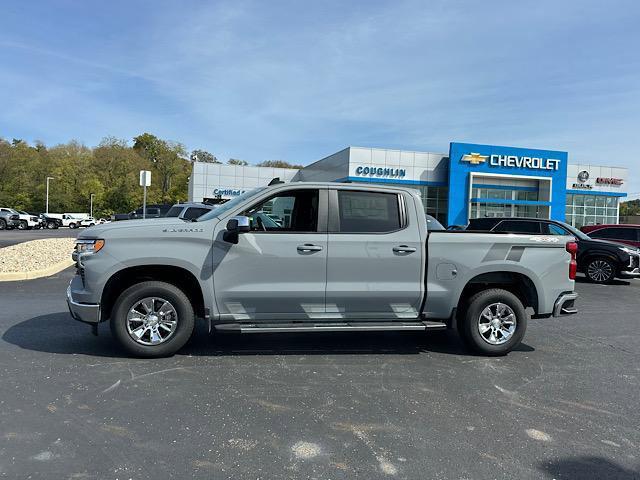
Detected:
[{"left": 447, "top": 142, "right": 569, "bottom": 225}]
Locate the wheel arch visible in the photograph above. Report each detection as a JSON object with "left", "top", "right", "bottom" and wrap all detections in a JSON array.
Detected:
[
  {"left": 100, "top": 265, "right": 206, "bottom": 322},
  {"left": 578, "top": 250, "right": 619, "bottom": 271},
  {"left": 456, "top": 271, "right": 539, "bottom": 317}
]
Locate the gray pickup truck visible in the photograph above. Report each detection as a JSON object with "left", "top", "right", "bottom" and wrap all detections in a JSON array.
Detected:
[{"left": 67, "top": 182, "right": 578, "bottom": 358}]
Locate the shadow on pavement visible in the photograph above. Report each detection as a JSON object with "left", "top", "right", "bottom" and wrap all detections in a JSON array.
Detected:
[
  {"left": 575, "top": 276, "right": 631, "bottom": 286},
  {"left": 540, "top": 456, "right": 639, "bottom": 480},
  {"left": 2, "top": 312, "right": 534, "bottom": 358}
]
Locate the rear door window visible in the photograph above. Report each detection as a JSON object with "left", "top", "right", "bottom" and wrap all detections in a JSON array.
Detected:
[
  {"left": 494, "top": 220, "right": 542, "bottom": 234},
  {"left": 337, "top": 190, "right": 401, "bottom": 233}
]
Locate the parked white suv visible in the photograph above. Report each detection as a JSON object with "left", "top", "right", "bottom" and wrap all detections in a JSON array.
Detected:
[{"left": 0, "top": 208, "right": 39, "bottom": 230}]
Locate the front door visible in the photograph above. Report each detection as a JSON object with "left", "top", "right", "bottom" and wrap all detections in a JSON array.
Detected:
[
  {"left": 213, "top": 187, "right": 328, "bottom": 321},
  {"left": 325, "top": 188, "right": 424, "bottom": 319}
]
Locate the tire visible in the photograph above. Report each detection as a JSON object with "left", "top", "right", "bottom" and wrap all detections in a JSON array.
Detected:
[
  {"left": 585, "top": 257, "right": 615, "bottom": 284},
  {"left": 0, "top": 219, "right": 5, "bottom": 230},
  {"left": 46, "top": 221, "right": 56, "bottom": 229},
  {"left": 17, "top": 220, "right": 27, "bottom": 230},
  {"left": 69, "top": 222, "right": 77, "bottom": 229},
  {"left": 110, "top": 281, "right": 195, "bottom": 358},
  {"left": 458, "top": 288, "right": 527, "bottom": 356}
]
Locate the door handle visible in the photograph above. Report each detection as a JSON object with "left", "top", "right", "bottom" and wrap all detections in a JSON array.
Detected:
[
  {"left": 297, "top": 244, "right": 323, "bottom": 252},
  {"left": 393, "top": 245, "right": 417, "bottom": 253}
]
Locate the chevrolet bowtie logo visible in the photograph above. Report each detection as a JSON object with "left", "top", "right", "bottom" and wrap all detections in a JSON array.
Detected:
[{"left": 461, "top": 152, "right": 488, "bottom": 165}]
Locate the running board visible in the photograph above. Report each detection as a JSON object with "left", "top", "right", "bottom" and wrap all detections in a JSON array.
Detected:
[{"left": 214, "top": 321, "right": 447, "bottom": 333}]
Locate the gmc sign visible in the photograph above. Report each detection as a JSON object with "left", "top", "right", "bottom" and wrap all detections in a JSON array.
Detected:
[{"left": 596, "top": 177, "right": 624, "bottom": 186}]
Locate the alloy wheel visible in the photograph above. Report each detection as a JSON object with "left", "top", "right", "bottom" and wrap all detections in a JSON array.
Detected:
[
  {"left": 477, "top": 302, "right": 517, "bottom": 345},
  {"left": 126, "top": 297, "right": 179, "bottom": 346},
  {"left": 587, "top": 260, "right": 613, "bottom": 283}
]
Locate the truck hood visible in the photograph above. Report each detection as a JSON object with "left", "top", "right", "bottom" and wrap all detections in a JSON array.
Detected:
[{"left": 78, "top": 217, "right": 219, "bottom": 239}]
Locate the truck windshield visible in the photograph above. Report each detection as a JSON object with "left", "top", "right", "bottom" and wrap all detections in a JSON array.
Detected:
[{"left": 197, "top": 188, "right": 267, "bottom": 221}]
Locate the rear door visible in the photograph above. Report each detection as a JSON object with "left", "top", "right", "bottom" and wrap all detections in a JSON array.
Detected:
[{"left": 325, "top": 188, "right": 424, "bottom": 319}]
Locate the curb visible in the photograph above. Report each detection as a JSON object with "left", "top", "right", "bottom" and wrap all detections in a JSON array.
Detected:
[{"left": 0, "top": 259, "right": 75, "bottom": 282}]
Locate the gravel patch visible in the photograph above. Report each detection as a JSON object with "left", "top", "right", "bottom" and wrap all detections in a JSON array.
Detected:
[{"left": 0, "top": 238, "right": 76, "bottom": 273}]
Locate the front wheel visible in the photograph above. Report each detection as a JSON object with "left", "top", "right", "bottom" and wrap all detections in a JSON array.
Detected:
[
  {"left": 0, "top": 219, "right": 5, "bottom": 230},
  {"left": 17, "top": 220, "right": 27, "bottom": 230},
  {"left": 458, "top": 289, "right": 527, "bottom": 356},
  {"left": 68, "top": 222, "right": 77, "bottom": 229},
  {"left": 110, "top": 281, "right": 195, "bottom": 358},
  {"left": 585, "top": 257, "right": 615, "bottom": 284}
]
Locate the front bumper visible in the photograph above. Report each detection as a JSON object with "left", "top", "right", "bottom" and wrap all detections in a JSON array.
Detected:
[
  {"left": 619, "top": 254, "right": 640, "bottom": 278},
  {"left": 619, "top": 268, "right": 640, "bottom": 279},
  {"left": 66, "top": 285, "right": 100, "bottom": 324},
  {"left": 553, "top": 292, "right": 578, "bottom": 317}
]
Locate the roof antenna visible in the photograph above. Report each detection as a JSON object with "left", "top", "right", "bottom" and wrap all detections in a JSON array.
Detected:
[{"left": 268, "top": 177, "right": 284, "bottom": 186}]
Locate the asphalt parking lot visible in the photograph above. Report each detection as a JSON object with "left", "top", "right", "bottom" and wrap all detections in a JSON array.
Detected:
[
  {"left": 0, "top": 228, "right": 78, "bottom": 248},
  {"left": 0, "top": 270, "right": 639, "bottom": 479}
]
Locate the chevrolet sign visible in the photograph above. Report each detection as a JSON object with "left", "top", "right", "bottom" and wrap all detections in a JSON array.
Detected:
[
  {"left": 461, "top": 153, "right": 488, "bottom": 165},
  {"left": 489, "top": 154, "right": 560, "bottom": 171}
]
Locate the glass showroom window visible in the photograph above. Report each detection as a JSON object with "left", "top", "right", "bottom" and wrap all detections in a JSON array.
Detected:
[
  {"left": 413, "top": 185, "right": 449, "bottom": 225},
  {"left": 471, "top": 202, "right": 544, "bottom": 219},
  {"left": 565, "top": 194, "right": 619, "bottom": 227},
  {"left": 367, "top": 183, "right": 448, "bottom": 225}
]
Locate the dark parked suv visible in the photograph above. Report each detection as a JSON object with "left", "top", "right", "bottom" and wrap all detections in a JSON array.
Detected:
[{"left": 467, "top": 217, "right": 640, "bottom": 284}]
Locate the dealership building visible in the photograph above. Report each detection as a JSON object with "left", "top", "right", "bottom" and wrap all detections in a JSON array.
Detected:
[{"left": 188, "top": 142, "right": 628, "bottom": 228}]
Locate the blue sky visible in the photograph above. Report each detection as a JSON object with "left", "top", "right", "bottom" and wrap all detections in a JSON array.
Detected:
[{"left": 1, "top": 0, "right": 639, "bottom": 193}]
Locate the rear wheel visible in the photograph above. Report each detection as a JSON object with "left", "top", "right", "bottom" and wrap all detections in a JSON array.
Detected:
[
  {"left": 458, "top": 289, "right": 527, "bottom": 356},
  {"left": 47, "top": 221, "right": 57, "bottom": 229},
  {"left": 585, "top": 257, "right": 615, "bottom": 284},
  {"left": 110, "top": 281, "right": 195, "bottom": 358}
]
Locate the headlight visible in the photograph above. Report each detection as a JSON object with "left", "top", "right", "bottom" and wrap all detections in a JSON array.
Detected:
[
  {"left": 619, "top": 246, "right": 638, "bottom": 256},
  {"left": 75, "top": 239, "right": 105, "bottom": 255}
]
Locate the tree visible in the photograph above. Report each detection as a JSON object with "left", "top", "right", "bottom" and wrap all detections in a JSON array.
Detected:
[
  {"left": 228, "top": 158, "right": 248, "bottom": 166},
  {"left": 620, "top": 200, "right": 640, "bottom": 216},
  {"left": 256, "top": 160, "right": 304, "bottom": 169},
  {"left": 0, "top": 134, "right": 189, "bottom": 214},
  {"left": 134, "top": 133, "right": 190, "bottom": 201},
  {"left": 190, "top": 149, "right": 219, "bottom": 163}
]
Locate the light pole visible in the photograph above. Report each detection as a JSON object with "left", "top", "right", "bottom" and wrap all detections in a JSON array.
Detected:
[
  {"left": 90, "top": 193, "right": 95, "bottom": 218},
  {"left": 45, "top": 176, "right": 54, "bottom": 214}
]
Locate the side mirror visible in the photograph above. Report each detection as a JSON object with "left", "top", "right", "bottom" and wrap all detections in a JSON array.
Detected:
[{"left": 223, "top": 216, "right": 250, "bottom": 244}]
